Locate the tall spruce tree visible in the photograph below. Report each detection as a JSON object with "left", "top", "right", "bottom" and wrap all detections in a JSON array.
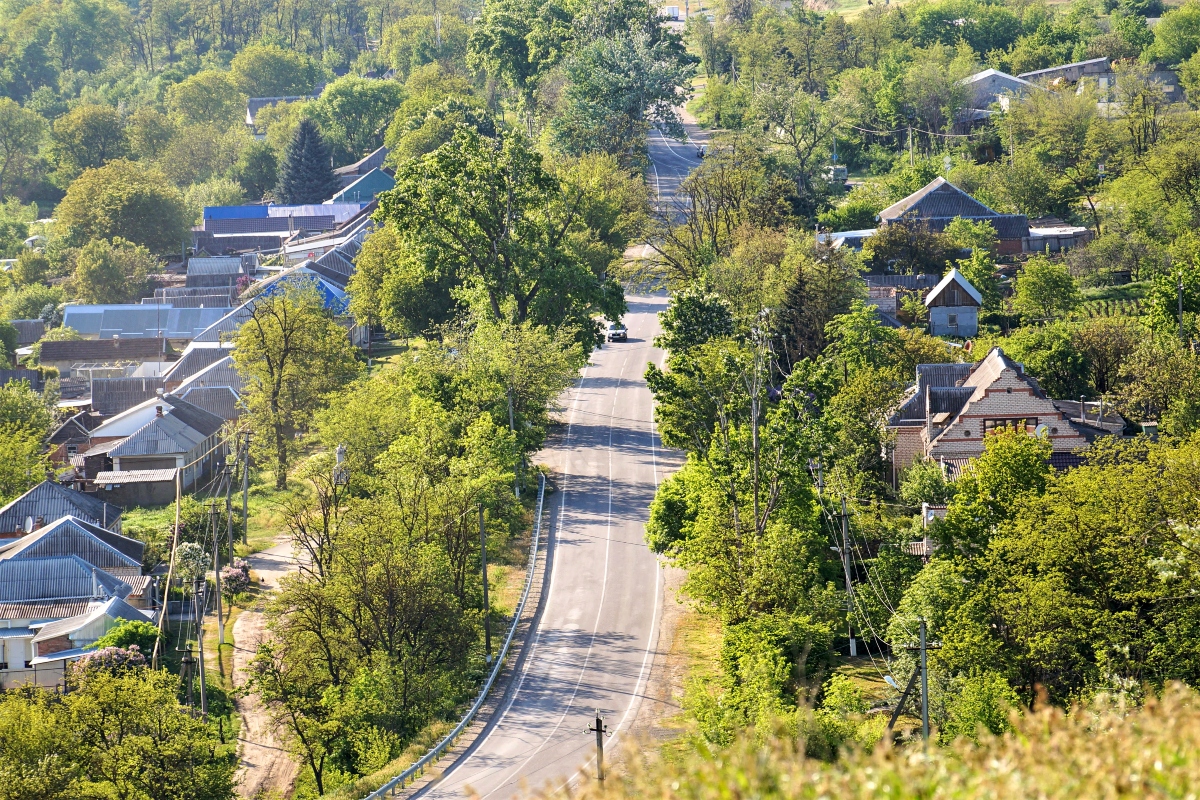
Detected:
[{"left": 274, "top": 119, "right": 341, "bottom": 204}]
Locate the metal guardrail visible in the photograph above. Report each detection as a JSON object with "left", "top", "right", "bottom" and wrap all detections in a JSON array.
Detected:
[{"left": 366, "top": 472, "right": 547, "bottom": 799}]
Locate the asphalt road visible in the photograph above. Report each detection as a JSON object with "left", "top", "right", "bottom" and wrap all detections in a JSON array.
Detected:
[{"left": 414, "top": 295, "right": 672, "bottom": 800}]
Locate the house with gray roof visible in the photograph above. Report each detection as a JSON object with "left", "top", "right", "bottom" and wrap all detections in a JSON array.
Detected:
[
  {"left": 877, "top": 177, "right": 1030, "bottom": 254},
  {"left": 0, "top": 481, "right": 121, "bottom": 538},
  {"left": 162, "top": 342, "right": 236, "bottom": 389},
  {"left": 60, "top": 305, "right": 228, "bottom": 343},
  {"left": 924, "top": 269, "right": 982, "bottom": 337},
  {"left": 186, "top": 256, "right": 246, "bottom": 289},
  {"left": 29, "top": 596, "right": 152, "bottom": 667},
  {"left": 89, "top": 376, "right": 166, "bottom": 416},
  {"left": 0, "top": 368, "right": 42, "bottom": 392},
  {"left": 39, "top": 338, "right": 175, "bottom": 379},
  {"left": 9, "top": 319, "right": 44, "bottom": 347}
]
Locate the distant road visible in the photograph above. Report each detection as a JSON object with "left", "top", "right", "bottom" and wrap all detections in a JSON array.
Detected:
[{"left": 414, "top": 295, "right": 671, "bottom": 800}]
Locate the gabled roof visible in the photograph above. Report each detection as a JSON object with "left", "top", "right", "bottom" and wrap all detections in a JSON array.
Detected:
[
  {"left": 30, "top": 595, "right": 150, "bottom": 643},
  {"left": 108, "top": 397, "right": 224, "bottom": 458},
  {"left": 0, "top": 482, "right": 121, "bottom": 535},
  {"left": 334, "top": 146, "right": 389, "bottom": 178},
  {"left": 330, "top": 168, "right": 395, "bottom": 204},
  {"left": 163, "top": 342, "right": 236, "bottom": 384},
  {"left": 90, "top": 377, "right": 166, "bottom": 416},
  {"left": 10, "top": 319, "right": 44, "bottom": 346},
  {"left": 179, "top": 386, "right": 241, "bottom": 421},
  {"left": 175, "top": 356, "right": 242, "bottom": 395},
  {"left": 960, "top": 68, "right": 1033, "bottom": 89},
  {"left": 878, "top": 177, "right": 997, "bottom": 222},
  {"left": 0, "top": 599, "right": 93, "bottom": 621},
  {"left": 187, "top": 256, "right": 244, "bottom": 276},
  {"left": 49, "top": 413, "right": 93, "bottom": 445},
  {"left": 0, "top": 555, "right": 131, "bottom": 602},
  {"left": 1018, "top": 57, "right": 1109, "bottom": 81},
  {"left": 0, "top": 516, "right": 141, "bottom": 570},
  {"left": 925, "top": 268, "right": 983, "bottom": 307}
]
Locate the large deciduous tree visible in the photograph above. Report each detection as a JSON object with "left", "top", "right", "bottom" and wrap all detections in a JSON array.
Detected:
[
  {"left": 55, "top": 160, "right": 191, "bottom": 254},
  {"left": 233, "top": 282, "right": 361, "bottom": 488},
  {"left": 0, "top": 98, "right": 44, "bottom": 199}
]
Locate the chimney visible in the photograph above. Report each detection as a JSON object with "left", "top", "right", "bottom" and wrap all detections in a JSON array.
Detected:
[
  {"left": 32, "top": 516, "right": 44, "bottom": 531},
  {"left": 155, "top": 405, "right": 164, "bottom": 417}
]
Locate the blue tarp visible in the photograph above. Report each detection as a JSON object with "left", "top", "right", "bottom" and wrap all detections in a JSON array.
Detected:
[{"left": 203, "top": 206, "right": 269, "bottom": 220}]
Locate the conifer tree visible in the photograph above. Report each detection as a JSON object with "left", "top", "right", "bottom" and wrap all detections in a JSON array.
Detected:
[{"left": 274, "top": 119, "right": 341, "bottom": 204}]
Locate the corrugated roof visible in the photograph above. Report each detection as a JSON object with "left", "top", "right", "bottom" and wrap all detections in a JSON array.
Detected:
[
  {"left": 90, "top": 377, "right": 166, "bottom": 416},
  {"left": 164, "top": 345, "right": 236, "bottom": 384},
  {"left": 928, "top": 386, "right": 975, "bottom": 416},
  {"left": 94, "top": 469, "right": 178, "bottom": 484},
  {"left": 0, "top": 556, "right": 131, "bottom": 602},
  {"left": 187, "top": 257, "right": 243, "bottom": 276},
  {"left": 0, "top": 482, "right": 121, "bottom": 536},
  {"left": 878, "top": 178, "right": 996, "bottom": 222},
  {"left": 10, "top": 319, "right": 44, "bottom": 346},
  {"left": 40, "top": 338, "right": 171, "bottom": 363},
  {"left": 0, "top": 600, "right": 93, "bottom": 620},
  {"left": 176, "top": 357, "right": 242, "bottom": 394},
  {"left": 0, "top": 369, "right": 43, "bottom": 392},
  {"left": 0, "top": 517, "right": 141, "bottom": 570},
  {"left": 31, "top": 596, "right": 150, "bottom": 643},
  {"left": 0, "top": 627, "right": 33, "bottom": 638},
  {"left": 107, "top": 395, "right": 223, "bottom": 458},
  {"left": 179, "top": 386, "right": 240, "bottom": 420}
]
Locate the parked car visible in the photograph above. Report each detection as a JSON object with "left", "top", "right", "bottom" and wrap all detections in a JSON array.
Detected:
[{"left": 606, "top": 321, "right": 628, "bottom": 342}]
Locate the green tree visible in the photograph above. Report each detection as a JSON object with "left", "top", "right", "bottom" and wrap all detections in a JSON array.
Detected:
[
  {"left": 467, "top": 0, "right": 569, "bottom": 120},
  {"left": 0, "top": 377, "right": 51, "bottom": 504},
  {"left": 233, "top": 282, "right": 361, "bottom": 488},
  {"left": 310, "top": 76, "right": 405, "bottom": 164},
  {"left": 655, "top": 289, "right": 734, "bottom": 355},
  {"left": 88, "top": 619, "right": 160, "bottom": 653},
  {"left": 231, "top": 140, "right": 278, "bottom": 201},
  {"left": 165, "top": 70, "right": 246, "bottom": 128},
  {"left": 1, "top": 283, "right": 63, "bottom": 322},
  {"left": 274, "top": 119, "right": 340, "bottom": 205},
  {"left": 55, "top": 160, "right": 190, "bottom": 253},
  {"left": 0, "top": 98, "right": 45, "bottom": 200},
  {"left": 1011, "top": 256, "right": 1081, "bottom": 321},
  {"left": 71, "top": 238, "right": 156, "bottom": 304},
  {"left": 230, "top": 44, "right": 324, "bottom": 98},
  {"left": 1150, "top": 0, "right": 1200, "bottom": 63},
  {"left": 49, "top": 103, "right": 128, "bottom": 182},
  {"left": 0, "top": 691, "right": 77, "bottom": 800},
  {"left": 0, "top": 377, "right": 52, "bottom": 438},
  {"left": 375, "top": 127, "right": 626, "bottom": 347},
  {"left": 989, "top": 321, "right": 1090, "bottom": 399},
  {"left": 12, "top": 249, "right": 48, "bottom": 286}
]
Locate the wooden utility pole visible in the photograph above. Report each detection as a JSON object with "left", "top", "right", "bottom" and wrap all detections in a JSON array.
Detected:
[
  {"left": 194, "top": 577, "right": 208, "bottom": 716},
  {"left": 840, "top": 497, "right": 856, "bottom": 658},
  {"left": 211, "top": 501, "right": 224, "bottom": 646},
  {"left": 242, "top": 432, "right": 251, "bottom": 544},
  {"left": 920, "top": 618, "right": 929, "bottom": 740}
]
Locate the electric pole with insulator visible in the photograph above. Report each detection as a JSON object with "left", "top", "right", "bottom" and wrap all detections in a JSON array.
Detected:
[{"left": 588, "top": 712, "right": 609, "bottom": 782}]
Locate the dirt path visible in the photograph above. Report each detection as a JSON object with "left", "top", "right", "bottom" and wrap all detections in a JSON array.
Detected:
[{"left": 233, "top": 538, "right": 301, "bottom": 799}]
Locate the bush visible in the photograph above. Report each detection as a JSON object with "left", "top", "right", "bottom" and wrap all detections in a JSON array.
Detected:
[
  {"left": 89, "top": 619, "right": 160, "bottom": 653},
  {"left": 221, "top": 558, "right": 251, "bottom": 600}
]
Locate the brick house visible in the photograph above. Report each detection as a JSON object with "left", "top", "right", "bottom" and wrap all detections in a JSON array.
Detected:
[{"left": 887, "top": 347, "right": 1117, "bottom": 484}]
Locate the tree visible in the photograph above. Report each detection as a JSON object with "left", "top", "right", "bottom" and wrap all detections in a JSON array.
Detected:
[
  {"left": 547, "top": 30, "right": 692, "bottom": 163},
  {"left": 165, "top": 70, "right": 246, "bottom": 128},
  {"left": 0, "top": 98, "right": 44, "bottom": 200},
  {"left": 1011, "top": 256, "right": 1081, "bottom": 321},
  {"left": 274, "top": 119, "right": 341, "bottom": 205},
  {"left": 310, "top": 76, "right": 406, "bottom": 165},
  {"left": 0, "top": 692, "right": 77, "bottom": 800},
  {"left": 88, "top": 619, "right": 160, "bottom": 653},
  {"left": 1072, "top": 317, "right": 1139, "bottom": 395},
  {"left": 49, "top": 104, "right": 128, "bottom": 182},
  {"left": 0, "top": 377, "right": 53, "bottom": 439},
  {"left": 375, "top": 127, "right": 625, "bottom": 347},
  {"left": 55, "top": 160, "right": 191, "bottom": 254},
  {"left": 772, "top": 236, "right": 863, "bottom": 373},
  {"left": 1149, "top": 0, "right": 1200, "bottom": 63},
  {"left": 231, "top": 140, "right": 278, "bottom": 201},
  {"left": 1, "top": 284, "right": 63, "bottom": 323},
  {"left": 655, "top": 289, "right": 734, "bottom": 355},
  {"left": 233, "top": 282, "right": 361, "bottom": 488},
  {"left": 990, "top": 322, "right": 1090, "bottom": 399},
  {"left": 0, "top": 428, "right": 48, "bottom": 505},
  {"left": 230, "top": 44, "right": 324, "bottom": 98},
  {"left": 71, "top": 238, "right": 156, "bottom": 304},
  {"left": 12, "top": 249, "right": 48, "bottom": 286},
  {"left": 467, "top": 0, "right": 569, "bottom": 121},
  {"left": 752, "top": 83, "right": 842, "bottom": 195}
]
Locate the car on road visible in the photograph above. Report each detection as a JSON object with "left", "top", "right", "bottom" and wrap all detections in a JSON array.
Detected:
[{"left": 606, "top": 321, "right": 628, "bottom": 342}]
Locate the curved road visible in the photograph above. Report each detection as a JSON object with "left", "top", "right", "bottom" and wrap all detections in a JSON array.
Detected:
[{"left": 415, "top": 129, "right": 699, "bottom": 800}]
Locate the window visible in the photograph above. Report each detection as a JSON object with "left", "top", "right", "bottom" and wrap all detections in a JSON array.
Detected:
[
  {"left": 947, "top": 313, "right": 958, "bottom": 326},
  {"left": 950, "top": 289, "right": 960, "bottom": 305},
  {"left": 984, "top": 418, "right": 1038, "bottom": 433},
  {"left": 66, "top": 445, "right": 78, "bottom": 455}
]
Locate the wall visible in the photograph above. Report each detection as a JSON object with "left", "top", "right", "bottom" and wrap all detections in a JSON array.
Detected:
[
  {"left": 929, "top": 306, "right": 979, "bottom": 338},
  {"left": 96, "top": 480, "right": 177, "bottom": 508}
]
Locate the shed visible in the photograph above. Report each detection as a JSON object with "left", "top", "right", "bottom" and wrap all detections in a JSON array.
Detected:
[{"left": 924, "top": 268, "right": 982, "bottom": 338}]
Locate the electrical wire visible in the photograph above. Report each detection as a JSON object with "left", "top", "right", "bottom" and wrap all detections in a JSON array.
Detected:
[{"left": 845, "top": 122, "right": 981, "bottom": 139}]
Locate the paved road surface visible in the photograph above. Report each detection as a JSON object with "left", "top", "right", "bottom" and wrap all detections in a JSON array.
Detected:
[{"left": 414, "top": 295, "right": 671, "bottom": 800}]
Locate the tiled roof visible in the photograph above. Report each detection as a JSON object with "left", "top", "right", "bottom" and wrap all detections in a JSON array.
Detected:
[
  {"left": 0, "top": 482, "right": 121, "bottom": 535},
  {"left": 40, "top": 338, "right": 171, "bottom": 363}
]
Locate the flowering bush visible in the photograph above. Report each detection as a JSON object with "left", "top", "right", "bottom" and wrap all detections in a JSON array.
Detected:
[
  {"left": 221, "top": 558, "right": 251, "bottom": 600},
  {"left": 72, "top": 644, "right": 147, "bottom": 677}
]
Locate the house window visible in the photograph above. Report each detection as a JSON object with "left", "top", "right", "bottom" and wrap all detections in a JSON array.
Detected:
[
  {"left": 947, "top": 313, "right": 958, "bottom": 326},
  {"left": 984, "top": 418, "right": 1038, "bottom": 433},
  {"left": 950, "top": 289, "right": 960, "bottom": 305},
  {"left": 67, "top": 445, "right": 78, "bottom": 455}
]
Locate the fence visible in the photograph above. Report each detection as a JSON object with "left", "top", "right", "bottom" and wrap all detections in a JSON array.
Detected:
[{"left": 366, "top": 472, "right": 548, "bottom": 799}]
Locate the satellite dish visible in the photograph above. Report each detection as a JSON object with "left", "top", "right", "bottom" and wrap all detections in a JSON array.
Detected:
[
  {"left": 24, "top": 516, "right": 33, "bottom": 533},
  {"left": 1034, "top": 423, "right": 1050, "bottom": 438}
]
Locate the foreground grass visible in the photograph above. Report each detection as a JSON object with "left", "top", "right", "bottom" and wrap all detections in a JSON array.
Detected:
[{"left": 573, "top": 684, "right": 1200, "bottom": 800}]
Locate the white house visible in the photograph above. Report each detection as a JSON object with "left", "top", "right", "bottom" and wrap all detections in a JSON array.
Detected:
[{"left": 924, "top": 269, "right": 982, "bottom": 338}]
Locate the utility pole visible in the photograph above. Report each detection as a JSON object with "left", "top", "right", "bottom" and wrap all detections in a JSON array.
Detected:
[
  {"left": 588, "top": 712, "right": 608, "bottom": 782},
  {"left": 242, "top": 432, "right": 251, "bottom": 545},
  {"left": 507, "top": 390, "right": 519, "bottom": 499},
  {"left": 211, "top": 501, "right": 224, "bottom": 647},
  {"left": 193, "top": 577, "right": 208, "bottom": 716},
  {"left": 908, "top": 126, "right": 914, "bottom": 167},
  {"left": 919, "top": 618, "right": 929, "bottom": 741},
  {"left": 840, "top": 497, "right": 857, "bottom": 658},
  {"left": 181, "top": 645, "right": 196, "bottom": 711},
  {"left": 480, "top": 505, "right": 491, "bottom": 663},
  {"left": 225, "top": 465, "right": 234, "bottom": 566},
  {"left": 1179, "top": 271, "right": 1185, "bottom": 343}
]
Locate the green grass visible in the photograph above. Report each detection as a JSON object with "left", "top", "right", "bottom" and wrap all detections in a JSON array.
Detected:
[{"left": 1078, "top": 280, "right": 1149, "bottom": 319}]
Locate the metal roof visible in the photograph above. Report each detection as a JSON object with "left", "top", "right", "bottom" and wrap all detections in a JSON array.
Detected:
[
  {"left": 0, "top": 517, "right": 141, "bottom": 570},
  {"left": 179, "top": 386, "right": 241, "bottom": 421},
  {"left": 40, "top": 338, "right": 171, "bottom": 362},
  {"left": 0, "top": 482, "right": 121, "bottom": 535},
  {"left": 0, "top": 556, "right": 131, "bottom": 602},
  {"left": 10, "top": 319, "right": 44, "bottom": 346},
  {"left": 0, "top": 600, "right": 93, "bottom": 620},
  {"left": 108, "top": 395, "right": 224, "bottom": 458},
  {"left": 31, "top": 596, "right": 150, "bottom": 643},
  {"left": 187, "top": 257, "right": 243, "bottom": 275},
  {"left": 90, "top": 377, "right": 166, "bottom": 416},
  {"left": 164, "top": 344, "right": 235, "bottom": 384},
  {"left": 925, "top": 268, "right": 984, "bottom": 307},
  {"left": 95, "top": 469, "right": 178, "bottom": 484}
]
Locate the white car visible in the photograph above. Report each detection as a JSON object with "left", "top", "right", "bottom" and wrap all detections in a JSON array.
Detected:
[{"left": 606, "top": 322, "right": 628, "bottom": 342}]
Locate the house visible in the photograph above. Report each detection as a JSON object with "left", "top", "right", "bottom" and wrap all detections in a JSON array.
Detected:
[
  {"left": 329, "top": 168, "right": 395, "bottom": 204},
  {"left": 162, "top": 341, "right": 236, "bottom": 390},
  {"left": 959, "top": 68, "right": 1034, "bottom": 111},
  {"left": 334, "top": 146, "right": 389, "bottom": 187},
  {"left": 876, "top": 177, "right": 1030, "bottom": 255},
  {"left": 38, "top": 337, "right": 174, "bottom": 380},
  {"left": 0, "top": 482, "right": 122, "bottom": 538},
  {"left": 1018, "top": 57, "right": 1183, "bottom": 107},
  {"left": 47, "top": 412, "right": 103, "bottom": 465},
  {"left": 9, "top": 319, "right": 44, "bottom": 347},
  {"left": 84, "top": 394, "right": 225, "bottom": 491},
  {"left": 886, "top": 347, "right": 1111, "bottom": 484},
  {"left": 924, "top": 269, "right": 982, "bottom": 337},
  {"left": 192, "top": 203, "right": 366, "bottom": 254},
  {"left": 89, "top": 376, "right": 166, "bottom": 416},
  {"left": 151, "top": 286, "right": 238, "bottom": 308},
  {"left": 60, "top": 305, "right": 227, "bottom": 343},
  {"left": 0, "top": 516, "right": 150, "bottom": 687},
  {"left": 29, "top": 596, "right": 152, "bottom": 669},
  {"left": 173, "top": 357, "right": 243, "bottom": 420}
]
